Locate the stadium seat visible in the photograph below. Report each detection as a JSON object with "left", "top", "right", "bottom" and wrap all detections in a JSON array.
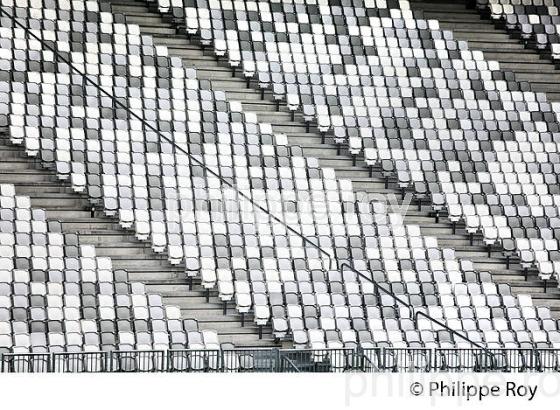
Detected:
[{"left": 0, "top": 0, "right": 557, "bottom": 361}]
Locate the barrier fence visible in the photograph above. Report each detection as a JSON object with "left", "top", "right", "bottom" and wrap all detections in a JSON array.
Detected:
[{"left": 1, "top": 347, "right": 559, "bottom": 373}]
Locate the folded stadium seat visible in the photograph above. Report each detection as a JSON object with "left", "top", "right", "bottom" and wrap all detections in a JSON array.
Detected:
[
  {"left": 2, "top": 0, "right": 559, "bottom": 363},
  {"left": 162, "top": 0, "right": 560, "bottom": 289},
  {"left": 479, "top": 0, "right": 560, "bottom": 56},
  {"left": 0, "top": 180, "right": 214, "bottom": 360}
]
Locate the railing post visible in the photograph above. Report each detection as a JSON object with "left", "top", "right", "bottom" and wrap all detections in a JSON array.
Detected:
[
  {"left": 357, "top": 346, "right": 363, "bottom": 371},
  {"left": 426, "top": 348, "right": 432, "bottom": 373},
  {"left": 275, "top": 348, "right": 280, "bottom": 373},
  {"left": 107, "top": 350, "right": 112, "bottom": 373},
  {"left": 48, "top": 353, "right": 54, "bottom": 373},
  {"left": 532, "top": 349, "right": 539, "bottom": 372}
]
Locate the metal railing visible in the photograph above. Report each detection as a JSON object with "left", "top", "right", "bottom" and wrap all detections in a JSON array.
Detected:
[{"left": 1, "top": 348, "right": 558, "bottom": 373}]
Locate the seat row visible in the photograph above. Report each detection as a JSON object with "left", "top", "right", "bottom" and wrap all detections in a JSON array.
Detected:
[{"left": 153, "top": 0, "right": 560, "bottom": 286}]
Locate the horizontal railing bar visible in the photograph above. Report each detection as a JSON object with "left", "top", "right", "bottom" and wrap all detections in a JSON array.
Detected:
[{"left": 1, "top": 347, "right": 557, "bottom": 373}]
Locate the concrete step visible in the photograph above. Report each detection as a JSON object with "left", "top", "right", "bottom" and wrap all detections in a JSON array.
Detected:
[
  {"left": 411, "top": 2, "right": 478, "bottom": 12},
  {"left": 515, "top": 72, "right": 560, "bottom": 83},
  {"left": 435, "top": 22, "right": 501, "bottom": 32},
  {"left": 466, "top": 41, "right": 530, "bottom": 51},
  {"left": 451, "top": 31, "right": 514, "bottom": 42},
  {"left": 482, "top": 51, "right": 547, "bottom": 62}
]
